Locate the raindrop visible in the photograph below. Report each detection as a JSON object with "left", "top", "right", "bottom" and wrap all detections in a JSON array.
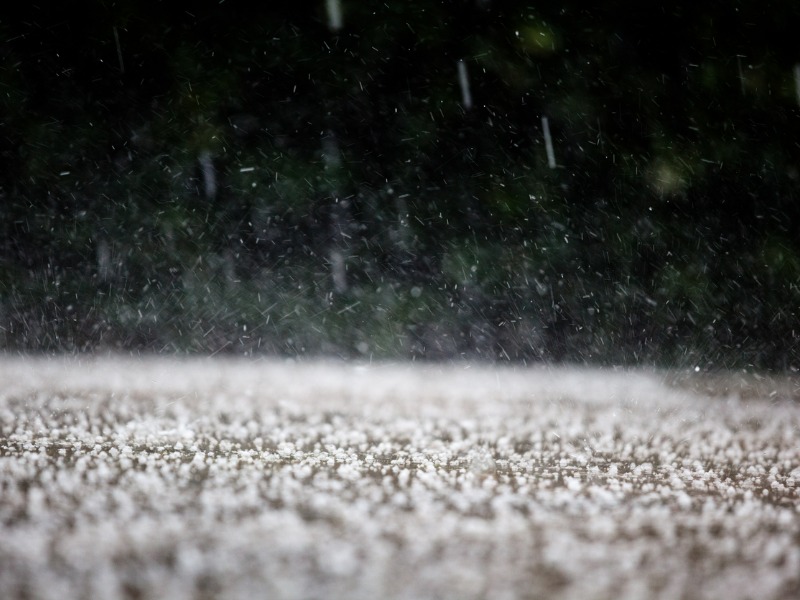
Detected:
[
  {"left": 326, "top": 0, "right": 343, "bottom": 31},
  {"left": 457, "top": 60, "right": 473, "bottom": 110},
  {"left": 541, "top": 116, "right": 556, "bottom": 169}
]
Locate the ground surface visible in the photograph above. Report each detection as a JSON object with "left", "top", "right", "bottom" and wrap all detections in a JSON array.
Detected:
[{"left": 0, "top": 356, "right": 798, "bottom": 600}]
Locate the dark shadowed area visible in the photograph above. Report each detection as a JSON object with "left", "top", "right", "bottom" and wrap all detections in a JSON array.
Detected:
[{"left": 1, "top": 1, "right": 798, "bottom": 368}]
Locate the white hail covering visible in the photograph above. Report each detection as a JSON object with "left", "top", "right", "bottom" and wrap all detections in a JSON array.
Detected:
[{"left": 0, "top": 357, "right": 798, "bottom": 600}]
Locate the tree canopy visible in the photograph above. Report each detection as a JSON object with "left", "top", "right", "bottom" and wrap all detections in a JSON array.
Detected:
[{"left": 1, "top": 1, "right": 799, "bottom": 369}]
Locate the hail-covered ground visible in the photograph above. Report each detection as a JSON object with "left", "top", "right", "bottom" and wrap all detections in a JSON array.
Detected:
[{"left": 0, "top": 356, "right": 798, "bottom": 600}]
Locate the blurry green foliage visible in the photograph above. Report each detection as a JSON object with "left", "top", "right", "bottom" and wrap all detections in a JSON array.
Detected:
[{"left": 0, "top": 0, "right": 798, "bottom": 369}]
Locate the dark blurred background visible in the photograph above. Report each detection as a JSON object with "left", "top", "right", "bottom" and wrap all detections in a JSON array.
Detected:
[{"left": 1, "top": 1, "right": 798, "bottom": 369}]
